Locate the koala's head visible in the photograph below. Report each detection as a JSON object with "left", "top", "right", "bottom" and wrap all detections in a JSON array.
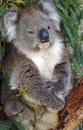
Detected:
[{"left": 1, "top": 0, "right": 60, "bottom": 51}]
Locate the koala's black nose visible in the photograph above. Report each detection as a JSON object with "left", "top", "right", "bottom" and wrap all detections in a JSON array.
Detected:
[{"left": 39, "top": 28, "right": 49, "bottom": 43}]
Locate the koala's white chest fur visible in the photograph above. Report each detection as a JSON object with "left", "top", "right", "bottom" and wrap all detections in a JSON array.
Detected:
[
  {"left": 18, "top": 41, "right": 64, "bottom": 80},
  {"left": 33, "top": 54, "right": 56, "bottom": 79}
]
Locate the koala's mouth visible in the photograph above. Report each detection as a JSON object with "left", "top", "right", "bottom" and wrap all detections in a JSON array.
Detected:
[{"left": 39, "top": 42, "right": 50, "bottom": 49}]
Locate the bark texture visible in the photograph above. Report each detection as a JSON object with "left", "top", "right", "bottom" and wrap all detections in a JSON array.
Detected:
[{"left": 56, "top": 76, "right": 83, "bottom": 130}]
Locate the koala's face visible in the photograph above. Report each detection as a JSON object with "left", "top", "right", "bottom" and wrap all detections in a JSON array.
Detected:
[
  {"left": 1, "top": 1, "right": 60, "bottom": 51},
  {"left": 17, "top": 9, "right": 57, "bottom": 50}
]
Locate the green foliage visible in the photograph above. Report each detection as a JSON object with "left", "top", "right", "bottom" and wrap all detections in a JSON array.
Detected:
[
  {"left": 52, "top": 0, "right": 83, "bottom": 79},
  {"left": 79, "top": 124, "right": 83, "bottom": 130},
  {"left": 0, "top": 0, "right": 38, "bottom": 12},
  {"left": 0, "top": 47, "right": 2, "bottom": 61},
  {"left": 0, "top": 119, "right": 25, "bottom": 130}
]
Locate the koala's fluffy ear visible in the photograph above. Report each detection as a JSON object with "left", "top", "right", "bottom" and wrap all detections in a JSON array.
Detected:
[
  {"left": 1, "top": 10, "right": 18, "bottom": 42},
  {"left": 38, "top": 0, "right": 60, "bottom": 31}
]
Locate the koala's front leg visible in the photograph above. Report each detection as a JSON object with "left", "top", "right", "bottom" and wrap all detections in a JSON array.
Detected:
[
  {"left": 43, "top": 61, "right": 71, "bottom": 111},
  {"left": 9, "top": 59, "right": 65, "bottom": 112},
  {"left": 53, "top": 61, "right": 71, "bottom": 98}
]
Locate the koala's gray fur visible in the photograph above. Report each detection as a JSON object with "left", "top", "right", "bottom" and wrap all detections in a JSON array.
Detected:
[{"left": 1, "top": 0, "right": 71, "bottom": 129}]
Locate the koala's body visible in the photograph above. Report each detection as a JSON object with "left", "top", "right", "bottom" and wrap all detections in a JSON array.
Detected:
[{"left": 1, "top": 0, "right": 71, "bottom": 129}]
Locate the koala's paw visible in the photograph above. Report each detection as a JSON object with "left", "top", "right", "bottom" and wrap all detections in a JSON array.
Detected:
[{"left": 47, "top": 98, "right": 65, "bottom": 112}]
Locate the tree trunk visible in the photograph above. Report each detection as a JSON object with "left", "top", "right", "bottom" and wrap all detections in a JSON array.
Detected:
[{"left": 56, "top": 76, "right": 83, "bottom": 130}]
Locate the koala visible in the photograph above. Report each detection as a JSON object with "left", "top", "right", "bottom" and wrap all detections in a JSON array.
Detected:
[{"left": 1, "top": 0, "right": 71, "bottom": 114}]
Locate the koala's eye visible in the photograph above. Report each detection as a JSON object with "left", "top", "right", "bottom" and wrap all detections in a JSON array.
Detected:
[
  {"left": 28, "top": 31, "right": 35, "bottom": 34},
  {"left": 47, "top": 25, "right": 50, "bottom": 30}
]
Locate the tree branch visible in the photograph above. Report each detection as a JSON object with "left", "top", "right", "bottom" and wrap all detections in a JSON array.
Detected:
[{"left": 56, "top": 76, "right": 83, "bottom": 130}]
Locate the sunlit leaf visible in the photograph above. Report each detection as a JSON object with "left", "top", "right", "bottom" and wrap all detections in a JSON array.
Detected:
[
  {"left": 10, "top": 3, "right": 19, "bottom": 10},
  {"left": 16, "top": 0, "right": 25, "bottom": 4}
]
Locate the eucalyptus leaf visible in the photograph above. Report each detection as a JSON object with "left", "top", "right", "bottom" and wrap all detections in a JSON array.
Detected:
[
  {"left": 11, "top": 120, "right": 25, "bottom": 130},
  {"left": 3, "top": 71, "right": 9, "bottom": 86},
  {"left": 0, "top": 5, "right": 7, "bottom": 16},
  {"left": 63, "top": 23, "right": 74, "bottom": 46},
  {"left": 0, "top": 48, "right": 2, "bottom": 61},
  {"left": 0, "top": 120, "right": 25, "bottom": 130}
]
